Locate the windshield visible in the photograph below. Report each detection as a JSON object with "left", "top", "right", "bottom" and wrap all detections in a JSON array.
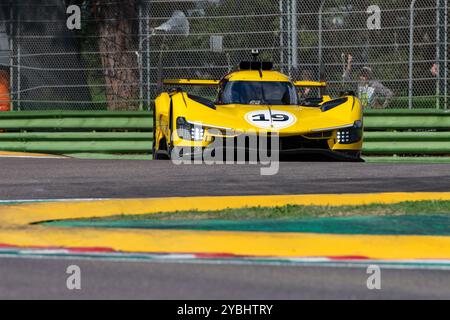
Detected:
[{"left": 220, "top": 81, "right": 298, "bottom": 105}]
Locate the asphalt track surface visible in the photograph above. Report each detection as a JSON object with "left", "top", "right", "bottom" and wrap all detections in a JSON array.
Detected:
[
  {"left": 0, "top": 158, "right": 449, "bottom": 200},
  {"left": 1, "top": 257, "right": 450, "bottom": 300},
  {"left": 0, "top": 158, "right": 449, "bottom": 300}
]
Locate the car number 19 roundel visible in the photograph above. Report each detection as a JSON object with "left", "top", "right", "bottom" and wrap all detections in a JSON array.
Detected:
[{"left": 245, "top": 110, "right": 297, "bottom": 130}]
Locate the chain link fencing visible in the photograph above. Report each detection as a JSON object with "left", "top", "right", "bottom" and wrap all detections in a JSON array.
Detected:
[{"left": 0, "top": 0, "right": 448, "bottom": 111}]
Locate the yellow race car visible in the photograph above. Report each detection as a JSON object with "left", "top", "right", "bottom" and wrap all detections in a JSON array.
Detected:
[{"left": 153, "top": 58, "right": 363, "bottom": 162}]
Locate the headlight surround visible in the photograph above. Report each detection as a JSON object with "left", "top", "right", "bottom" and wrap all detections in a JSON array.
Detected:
[
  {"left": 176, "top": 117, "right": 205, "bottom": 141},
  {"left": 337, "top": 121, "right": 363, "bottom": 144}
]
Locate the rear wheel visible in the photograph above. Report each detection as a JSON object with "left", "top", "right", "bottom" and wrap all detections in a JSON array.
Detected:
[
  {"left": 152, "top": 105, "right": 170, "bottom": 160},
  {"left": 153, "top": 137, "right": 171, "bottom": 160},
  {"left": 152, "top": 144, "right": 160, "bottom": 160},
  {"left": 152, "top": 105, "right": 159, "bottom": 160}
]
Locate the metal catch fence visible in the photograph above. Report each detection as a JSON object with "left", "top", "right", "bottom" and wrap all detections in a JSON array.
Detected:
[{"left": 0, "top": 0, "right": 448, "bottom": 111}]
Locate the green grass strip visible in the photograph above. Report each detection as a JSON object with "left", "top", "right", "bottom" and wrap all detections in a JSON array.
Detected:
[
  {"left": 364, "top": 156, "right": 450, "bottom": 163},
  {"left": 45, "top": 201, "right": 450, "bottom": 235},
  {"left": 65, "top": 153, "right": 153, "bottom": 160}
]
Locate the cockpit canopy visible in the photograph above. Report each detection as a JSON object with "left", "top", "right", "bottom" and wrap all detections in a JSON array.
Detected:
[{"left": 218, "top": 81, "right": 299, "bottom": 106}]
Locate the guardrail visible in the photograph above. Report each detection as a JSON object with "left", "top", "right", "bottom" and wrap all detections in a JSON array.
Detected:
[
  {"left": 364, "top": 110, "right": 450, "bottom": 130},
  {"left": 0, "top": 111, "right": 154, "bottom": 154},
  {"left": 364, "top": 110, "right": 450, "bottom": 156},
  {"left": 0, "top": 110, "right": 449, "bottom": 157},
  {"left": 0, "top": 111, "right": 153, "bottom": 131}
]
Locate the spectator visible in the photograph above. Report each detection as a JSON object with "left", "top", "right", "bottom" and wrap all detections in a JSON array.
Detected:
[
  {"left": 431, "top": 63, "right": 439, "bottom": 77},
  {"left": 343, "top": 54, "right": 393, "bottom": 109}
]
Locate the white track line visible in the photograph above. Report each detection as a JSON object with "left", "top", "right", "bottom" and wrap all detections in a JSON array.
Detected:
[{"left": 1, "top": 253, "right": 450, "bottom": 271}]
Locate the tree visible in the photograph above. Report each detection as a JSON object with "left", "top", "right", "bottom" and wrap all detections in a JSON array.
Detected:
[{"left": 89, "top": 0, "right": 139, "bottom": 111}]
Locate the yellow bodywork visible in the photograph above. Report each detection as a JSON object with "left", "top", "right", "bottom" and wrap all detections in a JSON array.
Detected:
[{"left": 155, "top": 69, "right": 363, "bottom": 161}]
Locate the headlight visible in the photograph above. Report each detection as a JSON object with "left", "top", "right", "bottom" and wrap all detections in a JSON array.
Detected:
[
  {"left": 337, "top": 121, "right": 363, "bottom": 144},
  {"left": 176, "top": 117, "right": 205, "bottom": 141}
]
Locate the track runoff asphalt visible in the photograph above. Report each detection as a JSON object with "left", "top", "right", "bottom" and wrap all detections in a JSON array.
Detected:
[
  {"left": 0, "top": 158, "right": 449, "bottom": 299},
  {"left": 0, "top": 158, "right": 448, "bottom": 200}
]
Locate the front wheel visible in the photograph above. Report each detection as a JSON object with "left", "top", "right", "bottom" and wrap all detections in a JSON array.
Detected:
[{"left": 336, "top": 150, "right": 364, "bottom": 162}]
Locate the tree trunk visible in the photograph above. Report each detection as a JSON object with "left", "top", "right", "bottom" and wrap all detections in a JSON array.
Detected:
[{"left": 95, "top": 0, "right": 139, "bottom": 111}]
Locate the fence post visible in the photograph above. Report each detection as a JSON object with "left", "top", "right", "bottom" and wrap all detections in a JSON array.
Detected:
[
  {"left": 138, "top": 4, "right": 143, "bottom": 111},
  {"left": 143, "top": 0, "right": 151, "bottom": 111},
  {"left": 9, "top": 1, "right": 13, "bottom": 111},
  {"left": 437, "top": 0, "right": 447, "bottom": 110},
  {"left": 291, "top": 0, "right": 298, "bottom": 72},
  {"left": 279, "top": 0, "right": 284, "bottom": 74},
  {"left": 444, "top": 0, "right": 448, "bottom": 109},
  {"left": 408, "top": 0, "right": 416, "bottom": 110},
  {"left": 17, "top": 8, "right": 20, "bottom": 111},
  {"left": 146, "top": 14, "right": 151, "bottom": 110},
  {"left": 318, "top": 0, "right": 326, "bottom": 81},
  {"left": 286, "top": 0, "right": 291, "bottom": 76},
  {"left": 436, "top": 0, "right": 440, "bottom": 109}
]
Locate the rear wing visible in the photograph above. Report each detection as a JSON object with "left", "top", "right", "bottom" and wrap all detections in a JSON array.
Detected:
[
  {"left": 164, "top": 79, "right": 326, "bottom": 87},
  {"left": 293, "top": 81, "right": 327, "bottom": 88},
  {"left": 163, "top": 79, "right": 220, "bottom": 86}
]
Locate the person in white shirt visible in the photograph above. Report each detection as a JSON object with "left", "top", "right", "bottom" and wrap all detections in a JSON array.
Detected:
[{"left": 343, "top": 54, "right": 393, "bottom": 109}]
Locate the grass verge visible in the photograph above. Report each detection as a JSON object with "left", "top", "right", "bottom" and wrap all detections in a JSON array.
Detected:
[{"left": 64, "top": 201, "right": 450, "bottom": 223}]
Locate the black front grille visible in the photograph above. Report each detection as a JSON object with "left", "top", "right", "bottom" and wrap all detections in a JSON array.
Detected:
[
  {"left": 219, "top": 135, "right": 274, "bottom": 151},
  {"left": 303, "top": 131, "right": 333, "bottom": 139},
  {"left": 280, "top": 136, "right": 330, "bottom": 151},
  {"left": 215, "top": 135, "right": 330, "bottom": 152}
]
